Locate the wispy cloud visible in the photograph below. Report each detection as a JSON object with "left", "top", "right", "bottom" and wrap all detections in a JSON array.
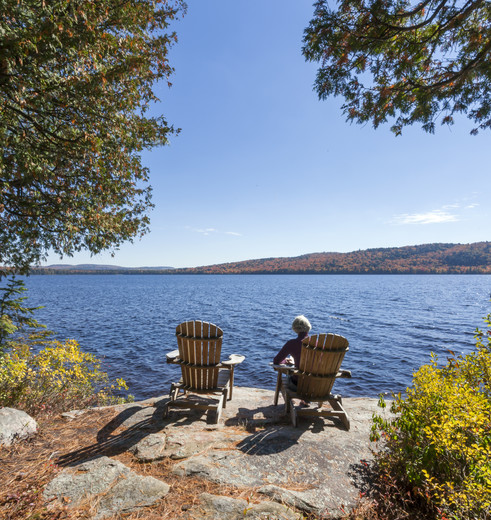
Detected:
[
  {"left": 392, "top": 209, "right": 459, "bottom": 225},
  {"left": 186, "top": 226, "right": 241, "bottom": 237},
  {"left": 194, "top": 228, "right": 217, "bottom": 236},
  {"left": 392, "top": 200, "right": 479, "bottom": 225}
]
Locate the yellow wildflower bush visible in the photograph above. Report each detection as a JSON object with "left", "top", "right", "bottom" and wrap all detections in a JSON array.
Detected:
[
  {"left": 0, "top": 331, "right": 131, "bottom": 416},
  {"left": 372, "top": 314, "right": 491, "bottom": 520}
]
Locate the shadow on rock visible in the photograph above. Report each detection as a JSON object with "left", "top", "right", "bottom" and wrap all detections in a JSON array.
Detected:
[
  {"left": 235, "top": 418, "right": 325, "bottom": 456},
  {"left": 56, "top": 404, "right": 168, "bottom": 467},
  {"left": 162, "top": 394, "right": 228, "bottom": 425},
  {"left": 347, "top": 458, "right": 379, "bottom": 496},
  {"left": 223, "top": 403, "right": 286, "bottom": 431}
]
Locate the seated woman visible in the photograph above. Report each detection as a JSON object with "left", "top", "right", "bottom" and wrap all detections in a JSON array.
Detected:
[{"left": 273, "top": 315, "right": 311, "bottom": 391}]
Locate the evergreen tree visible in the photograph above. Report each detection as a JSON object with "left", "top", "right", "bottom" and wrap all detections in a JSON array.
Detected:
[{"left": 303, "top": 0, "right": 491, "bottom": 135}]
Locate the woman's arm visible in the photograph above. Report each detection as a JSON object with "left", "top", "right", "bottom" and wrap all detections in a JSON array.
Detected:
[{"left": 273, "top": 339, "right": 295, "bottom": 365}]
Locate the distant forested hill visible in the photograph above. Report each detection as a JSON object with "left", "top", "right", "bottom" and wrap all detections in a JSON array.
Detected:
[
  {"left": 27, "top": 242, "right": 491, "bottom": 274},
  {"left": 178, "top": 242, "right": 491, "bottom": 274},
  {"left": 31, "top": 264, "right": 174, "bottom": 274}
]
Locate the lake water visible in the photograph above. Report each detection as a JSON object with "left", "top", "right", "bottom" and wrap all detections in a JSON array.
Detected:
[{"left": 21, "top": 274, "right": 491, "bottom": 400}]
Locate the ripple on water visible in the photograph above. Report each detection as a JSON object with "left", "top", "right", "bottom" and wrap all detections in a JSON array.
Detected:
[{"left": 21, "top": 274, "right": 491, "bottom": 400}]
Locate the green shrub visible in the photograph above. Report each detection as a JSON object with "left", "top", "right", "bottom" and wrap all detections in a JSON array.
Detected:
[
  {"left": 371, "top": 314, "right": 491, "bottom": 520},
  {"left": 0, "top": 330, "right": 131, "bottom": 417},
  {"left": 0, "top": 276, "right": 44, "bottom": 355}
]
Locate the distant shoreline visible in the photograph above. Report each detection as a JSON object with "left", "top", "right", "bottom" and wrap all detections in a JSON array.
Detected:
[
  {"left": 28, "top": 269, "right": 491, "bottom": 275},
  {"left": 9, "top": 241, "right": 491, "bottom": 276}
]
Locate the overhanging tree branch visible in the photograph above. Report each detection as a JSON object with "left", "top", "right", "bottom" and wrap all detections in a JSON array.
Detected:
[
  {"left": 303, "top": 0, "right": 491, "bottom": 134},
  {"left": 0, "top": 0, "right": 185, "bottom": 274}
]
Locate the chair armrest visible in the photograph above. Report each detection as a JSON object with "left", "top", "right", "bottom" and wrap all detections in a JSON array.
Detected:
[
  {"left": 271, "top": 363, "right": 297, "bottom": 375},
  {"left": 166, "top": 349, "right": 180, "bottom": 364},
  {"left": 337, "top": 369, "right": 352, "bottom": 378},
  {"left": 220, "top": 354, "right": 245, "bottom": 367}
]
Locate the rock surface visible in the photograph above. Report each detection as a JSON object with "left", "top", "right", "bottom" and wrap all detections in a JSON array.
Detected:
[
  {"left": 190, "top": 492, "right": 248, "bottom": 519},
  {"left": 43, "top": 456, "right": 170, "bottom": 519},
  {"left": 185, "top": 492, "right": 303, "bottom": 520},
  {"left": 258, "top": 485, "right": 319, "bottom": 514},
  {"left": 0, "top": 407, "right": 37, "bottom": 446},
  {"left": 41, "top": 387, "right": 391, "bottom": 518},
  {"left": 149, "top": 388, "right": 389, "bottom": 517},
  {"left": 128, "top": 432, "right": 167, "bottom": 462}
]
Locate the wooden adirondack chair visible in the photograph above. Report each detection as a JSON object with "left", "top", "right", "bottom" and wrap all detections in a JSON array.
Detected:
[
  {"left": 164, "top": 320, "right": 244, "bottom": 423},
  {"left": 273, "top": 333, "right": 351, "bottom": 429}
]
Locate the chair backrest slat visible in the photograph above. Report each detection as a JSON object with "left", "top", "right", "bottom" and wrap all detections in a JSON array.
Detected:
[
  {"left": 175, "top": 320, "right": 223, "bottom": 389},
  {"left": 296, "top": 333, "right": 349, "bottom": 400}
]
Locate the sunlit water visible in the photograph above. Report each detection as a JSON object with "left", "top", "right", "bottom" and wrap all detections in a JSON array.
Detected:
[{"left": 22, "top": 274, "right": 491, "bottom": 400}]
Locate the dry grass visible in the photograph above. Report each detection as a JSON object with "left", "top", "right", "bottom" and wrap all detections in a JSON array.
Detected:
[
  {"left": 0, "top": 409, "right": 115, "bottom": 520},
  {"left": 0, "top": 408, "right": 273, "bottom": 520},
  {"left": 0, "top": 405, "right": 405, "bottom": 520}
]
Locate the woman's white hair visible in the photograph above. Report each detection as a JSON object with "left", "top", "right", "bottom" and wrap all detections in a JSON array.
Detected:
[{"left": 292, "top": 315, "right": 311, "bottom": 333}]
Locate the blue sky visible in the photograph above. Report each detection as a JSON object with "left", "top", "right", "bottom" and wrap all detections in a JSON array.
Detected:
[{"left": 46, "top": 0, "right": 490, "bottom": 268}]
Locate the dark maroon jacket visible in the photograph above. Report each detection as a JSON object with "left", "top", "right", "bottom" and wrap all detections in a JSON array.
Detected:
[{"left": 273, "top": 331, "right": 309, "bottom": 367}]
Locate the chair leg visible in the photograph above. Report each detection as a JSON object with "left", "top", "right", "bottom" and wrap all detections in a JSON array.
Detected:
[
  {"left": 164, "top": 383, "right": 178, "bottom": 419},
  {"left": 289, "top": 399, "right": 298, "bottom": 427},
  {"left": 169, "top": 383, "right": 179, "bottom": 402},
  {"left": 330, "top": 398, "right": 350, "bottom": 431},
  {"left": 222, "top": 387, "right": 228, "bottom": 409},
  {"left": 228, "top": 367, "right": 234, "bottom": 400},
  {"left": 282, "top": 384, "right": 291, "bottom": 414},
  {"left": 215, "top": 406, "right": 222, "bottom": 424},
  {"left": 215, "top": 391, "right": 226, "bottom": 424},
  {"left": 274, "top": 371, "right": 282, "bottom": 405}
]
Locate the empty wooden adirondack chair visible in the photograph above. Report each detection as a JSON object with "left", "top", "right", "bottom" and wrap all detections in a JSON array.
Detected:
[
  {"left": 273, "top": 333, "right": 351, "bottom": 429},
  {"left": 164, "top": 320, "right": 244, "bottom": 423}
]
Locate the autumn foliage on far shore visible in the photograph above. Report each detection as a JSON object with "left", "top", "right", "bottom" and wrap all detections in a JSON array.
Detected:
[
  {"left": 180, "top": 242, "right": 491, "bottom": 275},
  {"left": 27, "top": 242, "right": 491, "bottom": 275}
]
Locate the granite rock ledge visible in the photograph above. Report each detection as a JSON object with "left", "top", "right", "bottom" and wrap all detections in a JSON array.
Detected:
[{"left": 43, "top": 387, "right": 392, "bottom": 519}]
